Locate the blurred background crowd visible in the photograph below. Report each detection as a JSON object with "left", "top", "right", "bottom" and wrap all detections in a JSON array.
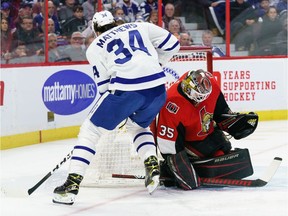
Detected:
[{"left": 0, "top": 0, "right": 287, "bottom": 64}]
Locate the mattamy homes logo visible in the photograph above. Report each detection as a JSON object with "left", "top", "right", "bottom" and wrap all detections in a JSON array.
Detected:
[{"left": 42, "top": 69, "right": 97, "bottom": 115}]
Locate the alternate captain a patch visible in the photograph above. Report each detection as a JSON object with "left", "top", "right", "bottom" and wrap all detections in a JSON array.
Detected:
[{"left": 166, "top": 101, "right": 179, "bottom": 114}]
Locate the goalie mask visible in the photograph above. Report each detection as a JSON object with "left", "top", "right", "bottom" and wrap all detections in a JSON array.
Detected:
[{"left": 181, "top": 70, "right": 212, "bottom": 103}]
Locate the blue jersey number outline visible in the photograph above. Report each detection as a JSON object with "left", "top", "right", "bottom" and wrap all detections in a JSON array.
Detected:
[{"left": 107, "top": 30, "right": 151, "bottom": 64}]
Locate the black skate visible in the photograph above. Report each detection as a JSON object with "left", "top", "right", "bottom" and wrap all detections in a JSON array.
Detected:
[
  {"left": 52, "top": 173, "right": 83, "bottom": 205},
  {"left": 144, "top": 156, "right": 160, "bottom": 194}
]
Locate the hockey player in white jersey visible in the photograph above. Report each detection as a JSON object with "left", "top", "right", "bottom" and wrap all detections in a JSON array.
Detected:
[{"left": 53, "top": 10, "right": 180, "bottom": 205}]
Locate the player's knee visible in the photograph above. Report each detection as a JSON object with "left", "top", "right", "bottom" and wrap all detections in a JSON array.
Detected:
[{"left": 78, "top": 119, "right": 109, "bottom": 146}]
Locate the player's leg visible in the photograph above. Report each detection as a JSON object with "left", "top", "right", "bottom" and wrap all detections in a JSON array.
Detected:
[
  {"left": 125, "top": 119, "right": 160, "bottom": 194},
  {"left": 125, "top": 84, "right": 167, "bottom": 193},
  {"left": 53, "top": 92, "right": 146, "bottom": 204},
  {"left": 53, "top": 118, "right": 110, "bottom": 205},
  {"left": 53, "top": 88, "right": 165, "bottom": 204}
]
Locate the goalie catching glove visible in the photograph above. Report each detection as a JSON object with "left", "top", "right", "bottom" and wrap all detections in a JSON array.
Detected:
[{"left": 217, "top": 112, "right": 259, "bottom": 140}]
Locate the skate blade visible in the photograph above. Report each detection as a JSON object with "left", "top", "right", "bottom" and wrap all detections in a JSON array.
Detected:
[
  {"left": 147, "top": 176, "right": 160, "bottom": 195},
  {"left": 52, "top": 193, "right": 76, "bottom": 205}
]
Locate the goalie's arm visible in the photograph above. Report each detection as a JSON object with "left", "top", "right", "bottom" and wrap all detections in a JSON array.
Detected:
[
  {"left": 213, "top": 92, "right": 233, "bottom": 123},
  {"left": 212, "top": 92, "right": 259, "bottom": 140}
]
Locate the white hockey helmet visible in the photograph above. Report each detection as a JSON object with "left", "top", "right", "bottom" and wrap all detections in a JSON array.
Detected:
[
  {"left": 92, "top": 10, "right": 114, "bottom": 28},
  {"left": 181, "top": 69, "right": 212, "bottom": 103}
]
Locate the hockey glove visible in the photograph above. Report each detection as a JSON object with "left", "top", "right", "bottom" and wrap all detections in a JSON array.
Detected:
[{"left": 217, "top": 112, "right": 258, "bottom": 140}]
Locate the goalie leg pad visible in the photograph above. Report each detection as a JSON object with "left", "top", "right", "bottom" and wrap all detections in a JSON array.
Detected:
[
  {"left": 191, "top": 148, "right": 254, "bottom": 179},
  {"left": 166, "top": 151, "right": 200, "bottom": 190}
]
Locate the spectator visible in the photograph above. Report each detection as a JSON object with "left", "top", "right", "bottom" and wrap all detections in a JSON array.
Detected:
[
  {"left": 48, "top": 1, "right": 62, "bottom": 34},
  {"left": 1, "top": 17, "right": 13, "bottom": 62},
  {"left": 12, "top": 16, "right": 44, "bottom": 57},
  {"left": 276, "top": 0, "right": 287, "bottom": 23},
  {"left": 246, "top": 0, "right": 261, "bottom": 7},
  {"left": 253, "top": 6, "right": 283, "bottom": 55},
  {"left": 81, "top": 20, "right": 96, "bottom": 37},
  {"left": 146, "top": 9, "right": 158, "bottom": 25},
  {"left": 168, "top": 19, "right": 181, "bottom": 40},
  {"left": 139, "top": 0, "right": 164, "bottom": 21},
  {"left": 61, "top": 5, "right": 88, "bottom": 37},
  {"left": 84, "top": 34, "right": 95, "bottom": 50},
  {"left": 201, "top": 29, "right": 225, "bottom": 57},
  {"left": 102, "top": 0, "right": 119, "bottom": 11},
  {"left": 46, "top": 18, "right": 56, "bottom": 34},
  {"left": 8, "top": 42, "right": 44, "bottom": 64},
  {"left": 82, "top": 0, "right": 96, "bottom": 21},
  {"left": 113, "top": 7, "right": 125, "bottom": 20},
  {"left": 162, "top": 0, "right": 182, "bottom": 16},
  {"left": 208, "top": 1, "right": 226, "bottom": 35},
  {"left": 1, "top": 2, "right": 16, "bottom": 32},
  {"left": 48, "top": 33, "right": 70, "bottom": 62},
  {"left": 8, "top": 43, "right": 29, "bottom": 64},
  {"left": 273, "top": 18, "right": 287, "bottom": 55},
  {"left": 230, "top": 0, "right": 258, "bottom": 38},
  {"left": 58, "top": 0, "right": 76, "bottom": 25},
  {"left": 116, "top": 0, "right": 141, "bottom": 22},
  {"left": 46, "top": 18, "right": 69, "bottom": 47},
  {"left": 276, "top": 0, "right": 287, "bottom": 14},
  {"left": 162, "top": 3, "right": 186, "bottom": 33},
  {"left": 255, "top": 0, "right": 270, "bottom": 18},
  {"left": 32, "top": 2, "right": 42, "bottom": 18},
  {"left": 14, "top": 2, "right": 33, "bottom": 30},
  {"left": 33, "top": 2, "right": 45, "bottom": 33},
  {"left": 179, "top": 32, "right": 193, "bottom": 46},
  {"left": 229, "top": 0, "right": 260, "bottom": 51},
  {"left": 62, "top": 31, "right": 86, "bottom": 61}
]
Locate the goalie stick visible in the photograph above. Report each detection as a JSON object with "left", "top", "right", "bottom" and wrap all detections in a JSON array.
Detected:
[{"left": 112, "top": 157, "right": 282, "bottom": 188}]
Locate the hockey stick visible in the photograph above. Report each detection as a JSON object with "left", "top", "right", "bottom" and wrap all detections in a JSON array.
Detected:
[
  {"left": 27, "top": 150, "right": 73, "bottom": 195},
  {"left": 112, "top": 157, "right": 282, "bottom": 187}
]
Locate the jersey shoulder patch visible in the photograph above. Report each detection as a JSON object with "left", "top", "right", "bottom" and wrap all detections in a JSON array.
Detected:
[{"left": 166, "top": 101, "right": 179, "bottom": 114}]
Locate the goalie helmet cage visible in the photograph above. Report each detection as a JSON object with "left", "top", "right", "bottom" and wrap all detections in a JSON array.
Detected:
[{"left": 81, "top": 46, "right": 213, "bottom": 187}]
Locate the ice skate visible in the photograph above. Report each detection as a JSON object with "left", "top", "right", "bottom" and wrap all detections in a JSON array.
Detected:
[
  {"left": 144, "top": 156, "right": 160, "bottom": 194},
  {"left": 52, "top": 173, "right": 83, "bottom": 205}
]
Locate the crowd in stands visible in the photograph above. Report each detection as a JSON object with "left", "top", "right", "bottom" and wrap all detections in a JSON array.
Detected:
[{"left": 1, "top": 0, "right": 287, "bottom": 64}]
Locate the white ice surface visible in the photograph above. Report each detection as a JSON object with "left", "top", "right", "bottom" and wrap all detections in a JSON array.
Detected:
[{"left": 1, "top": 120, "right": 287, "bottom": 216}]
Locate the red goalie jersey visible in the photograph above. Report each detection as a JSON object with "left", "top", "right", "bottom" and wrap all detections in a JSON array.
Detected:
[{"left": 156, "top": 71, "right": 232, "bottom": 159}]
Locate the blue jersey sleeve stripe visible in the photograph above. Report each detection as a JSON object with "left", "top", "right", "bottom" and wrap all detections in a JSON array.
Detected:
[
  {"left": 98, "top": 79, "right": 110, "bottom": 87},
  {"left": 157, "top": 33, "right": 172, "bottom": 49},
  {"left": 110, "top": 71, "right": 165, "bottom": 84},
  {"left": 164, "top": 40, "right": 179, "bottom": 51}
]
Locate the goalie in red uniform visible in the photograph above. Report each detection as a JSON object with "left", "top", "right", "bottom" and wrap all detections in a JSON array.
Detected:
[{"left": 155, "top": 69, "right": 259, "bottom": 190}]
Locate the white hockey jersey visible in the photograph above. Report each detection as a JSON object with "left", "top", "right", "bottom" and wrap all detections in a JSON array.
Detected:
[{"left": 86, "top": 22, "right": 180, "bottom": 94}]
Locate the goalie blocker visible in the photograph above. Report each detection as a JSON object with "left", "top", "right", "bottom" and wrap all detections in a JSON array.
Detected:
[{"left": 160, "top": 148, "right": 253, "bottom": 189}]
